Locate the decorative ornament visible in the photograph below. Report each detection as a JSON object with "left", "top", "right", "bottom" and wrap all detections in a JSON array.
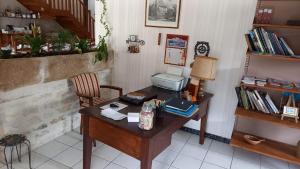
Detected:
[
  {"left": 194, "top": 41, "right": 210, "bottom": 56},
  {"left": 126, "top": 35, "right": 145, "bottom": 53}
]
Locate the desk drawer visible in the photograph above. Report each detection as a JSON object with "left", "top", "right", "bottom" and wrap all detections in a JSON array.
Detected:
[{"left": 89, "top": 118, "right": 142, "bottom": 159}]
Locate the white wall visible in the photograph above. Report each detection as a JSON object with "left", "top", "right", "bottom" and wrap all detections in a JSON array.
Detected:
[{"left": 100, "top": 0, "right": 258, "bottom": 139}]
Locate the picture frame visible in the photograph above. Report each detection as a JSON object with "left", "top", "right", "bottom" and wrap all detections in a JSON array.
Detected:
[
  {"left": 145, "top": 0, "right": 181, "bottom": 28},
  {"left": 164, "top": 34, "right": 189, "bottom": 66}
]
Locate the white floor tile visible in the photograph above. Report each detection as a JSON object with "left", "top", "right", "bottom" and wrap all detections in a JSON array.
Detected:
[
  {"left": 113, "top": 153, "right": 140, "bottom": 169},
  {"left": 230, "top": 149, "right": 260, "bottom": 169},
  {"left": 204, "top": 151, "right": 232, "bottom": 169},
  {"left": 0, "top": 163, "right": 3, "bottom": 168},
  {"left": 200, "top": 162, "right": 225, "bottom": 169},
  {"left": 167, "top": 139, "right": 186, "bottom": 152},
  {"left": 187, "top": 135, "right": 212, "bottom": 147},
  {"left": 34, "top": 140, "right": 69, "bottom": 158},
  {"left": 289, "top": 163, "right": 300, "bottom": 169},
  {"left": 93, "top": 145, "right": 121, "bottom": 161},
  {"left": 231, "top": 157, "right": 259, "bottom": 169},
  {"left": 36, "top": 160, "right": 70, "bottom": 169},
  {"left": 104, "top": 163, "right": 126, "bottom": 169},
  {"left": 72, "top": 155, "right": 109, "bottom": 169},
  {"left": 172, "top": 154, "right": 202, "bottom": 169},
  {"left": 53, "top": 148, "right": 82, "bottom": 167},
  {"left": 13, "top": 152, "right": 49, "bottom": 169},
  {"left": 151, "top": 161, "right": 170, "bottom": 169},
  {"left": 56, "top": 135, "right": 80, "bottom": 146},
  {"left": 72, "top": 141, "right": 102, "bottom": 151},
  {"left": 154, "top": 149, "right": 178, "bottom": 166},
  {"left": 260, "top": 156, "right": 289, "bottom": 169},
  {"left": 172, "top": 130, "right": 192, "bottom": 143},
  {"left": 180, "top": 142, "right": 209, "bottom": 160},
  {"left": 66, "top": 131, "right": 83, "bottom": 141},
  {"left": 208, "top": 141, "right": 233, "bottom": 156}
]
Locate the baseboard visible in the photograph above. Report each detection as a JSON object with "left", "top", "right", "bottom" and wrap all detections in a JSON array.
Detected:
[{"left": 181, "top": 127, "right": 230, "bottom": 144}]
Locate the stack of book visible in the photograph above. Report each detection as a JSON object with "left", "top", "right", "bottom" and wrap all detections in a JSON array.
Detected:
[
  {"left": 242, "top": 76, "right": 267, "bottom": 86},
  {"left": 254, "top": 8, "right": 273, "bottom": 24},
  {"left": 164, "top": 98, "right": 198, "bottom": 118},
  {"left": 235, "top": 87, "right": 279, "bottom": 114},
  {"left": 245, "top": 27, "right": 296, "bottom": 57}
]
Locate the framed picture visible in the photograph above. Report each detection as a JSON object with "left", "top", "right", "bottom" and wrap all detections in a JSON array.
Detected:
[
  {"left": 164, "top": 34, "right": 189, "bottom": 66},
  {"left": 145, "top": 0, "right": 181, "bottom": 28}
]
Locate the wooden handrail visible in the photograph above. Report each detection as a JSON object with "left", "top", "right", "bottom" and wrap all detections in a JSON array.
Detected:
[{"left": 37, "top": 0, "right": 95, "bottom": 40}]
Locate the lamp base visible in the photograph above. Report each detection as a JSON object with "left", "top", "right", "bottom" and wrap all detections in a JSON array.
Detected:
[{"left": 197, "top": 80, "right": 205, "bottom": 98}]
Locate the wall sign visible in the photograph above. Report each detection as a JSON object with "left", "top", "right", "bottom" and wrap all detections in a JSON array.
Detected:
[{"left": 164, "top": 34, "right": 188, "bottom": 66}]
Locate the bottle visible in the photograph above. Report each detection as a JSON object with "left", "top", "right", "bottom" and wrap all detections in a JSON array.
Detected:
[{"left": 138, "top": 103, "right": 154, "bottom": 130}]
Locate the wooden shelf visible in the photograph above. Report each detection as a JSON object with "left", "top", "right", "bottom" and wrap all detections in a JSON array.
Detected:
[
  {"left": 253, "top": 23, "right": 300, "bottom": 29},
  {"left": 231, "top": 131, "right": 300, "bottom": 165},
  {"left": 247, "top": 52, "right": 300, "bottom": 62},
  {"left": 235, "top": 107, "right": 300, "bottom": 129},
  {"left": 241, "top": 83, "right": 300, "bottom": 94}
]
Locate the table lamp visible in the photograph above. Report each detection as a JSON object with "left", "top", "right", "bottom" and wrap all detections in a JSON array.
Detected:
[{"left": 190, "top": 56, "right": 218, "bottom": 97}]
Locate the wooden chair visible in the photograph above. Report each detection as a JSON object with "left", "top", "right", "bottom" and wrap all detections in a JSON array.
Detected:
[{"left": 71, "top": 72, "right": 123, "bottom": 146}]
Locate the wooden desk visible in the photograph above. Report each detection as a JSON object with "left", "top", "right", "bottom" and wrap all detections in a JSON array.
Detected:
[{"left": 80, "top": 86, "right": 213, "bottom": 169}]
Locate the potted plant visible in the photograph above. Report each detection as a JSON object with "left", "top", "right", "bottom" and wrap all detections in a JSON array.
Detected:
[
  {"left": 23, "top": 23, "right": 43, "bottom": 56},
  {"left": 94, "top": 0, "right": 111, "bottom": 63}
]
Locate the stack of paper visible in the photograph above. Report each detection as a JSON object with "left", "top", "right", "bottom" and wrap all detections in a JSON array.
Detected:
[
  {"left": 127, "top": 113, "right": 139, "bottom": 122},
  {"left": 101, "top": 108, "right": 127, "bottom": 121}
]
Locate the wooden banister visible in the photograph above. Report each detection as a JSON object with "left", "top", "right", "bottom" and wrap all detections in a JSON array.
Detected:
[{"left": 21, "top": 0, "right": 95, "bottom": 40}]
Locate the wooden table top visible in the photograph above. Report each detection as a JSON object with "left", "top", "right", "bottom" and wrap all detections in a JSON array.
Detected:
[{"left": 79, "top": 86, "right": 213, "bottom": 138}]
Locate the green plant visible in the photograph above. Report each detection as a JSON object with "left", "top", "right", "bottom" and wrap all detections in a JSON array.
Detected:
[
  {"left": 0, "top": 49, "right": 12, "bottom": 59},
  {"left": 76, "top": 39, "right": 89, "bottom": 53},
  {"left": 23, "top": 24, "right": 43, "bottom": 56},
  {"left": 54, "top": 30, "right": 76, "bottom": 51},
  {"left": 94, "top": 0, "right": 111, "bottom": 63},
  {"left": 24, "top": 35, "right": 43, "bottom": 56}
]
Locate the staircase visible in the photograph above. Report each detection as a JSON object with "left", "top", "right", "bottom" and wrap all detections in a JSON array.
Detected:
[{"left": 17, "top": 0, "right": 95, "bottom": 41}]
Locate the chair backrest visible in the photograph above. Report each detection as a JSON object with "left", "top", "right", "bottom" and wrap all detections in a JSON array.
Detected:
[{"left": 71, "top": 73, "right": 101, "bottom": 98}]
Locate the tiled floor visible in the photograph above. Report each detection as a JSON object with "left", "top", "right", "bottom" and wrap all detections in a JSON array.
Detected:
[{"left": 1, "top": 130, "right": 299, "bottom": 169}]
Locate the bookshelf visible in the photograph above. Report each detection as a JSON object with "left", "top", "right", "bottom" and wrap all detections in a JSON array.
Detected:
[
  {"left": 231, "top": 131, "right": 300, "bottom": 165},
  {"left": 247, "top": 52, "right": 300, "bottom": 62},
  {"left": 241, "top": 83, "right": 300, "bottom": 94},
  {"left": 253, "top": 23, "right": 300, "bottom": 30},
  {"left": 235, "top": 107, "right": 300, "bottom": 129},
  {"left": 232, "top": 0, "right": 300, "bottom": 165}
]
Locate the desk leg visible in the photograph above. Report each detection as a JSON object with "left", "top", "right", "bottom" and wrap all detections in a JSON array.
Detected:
[
  {"left": 199, "top": 113, "right": 207, "bottom": 145},
  {"left": 82, "top": 116, "right": 92, "bottom": 169},
  {"left": 141, "top": 139, "right": 152, "bottom": 169}
]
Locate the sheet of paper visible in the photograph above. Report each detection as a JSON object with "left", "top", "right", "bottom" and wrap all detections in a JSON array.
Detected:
[
  {"left": 100, "top": 102, "right": 127, "bottom": 111},
  {"left": 101, "top": 108, "right": 127, "bottom": 121}
]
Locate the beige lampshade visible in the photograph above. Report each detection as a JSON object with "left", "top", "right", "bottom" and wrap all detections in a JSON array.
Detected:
[{"left": 191, "top": 56, "right": 218, "bottom": 80}]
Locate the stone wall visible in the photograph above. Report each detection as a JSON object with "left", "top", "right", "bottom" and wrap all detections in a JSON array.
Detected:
[{"left": 0, "top": 52, "right": 114, "bottom": 158}]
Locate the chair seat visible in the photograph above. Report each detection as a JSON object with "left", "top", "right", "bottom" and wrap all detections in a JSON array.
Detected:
[{"left": 80, "top": 97, "right": 107, "bottom": 108}]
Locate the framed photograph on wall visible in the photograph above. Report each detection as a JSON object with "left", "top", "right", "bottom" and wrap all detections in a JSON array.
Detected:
[
  {"left": 164, "top": 34, "right": 189, "bottom": 66},
  {"left": 145, "top": 0, "right": 181, "bottom": 28}
]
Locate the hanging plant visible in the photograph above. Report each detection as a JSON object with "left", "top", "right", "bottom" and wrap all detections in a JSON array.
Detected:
[{"left": 94, "top": 0, "right": 112, "bottom": 63}]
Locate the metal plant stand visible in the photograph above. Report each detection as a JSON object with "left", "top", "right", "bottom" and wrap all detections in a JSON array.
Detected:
[{"left": 0, "top": 134, "right": 31, "bottom": 169}]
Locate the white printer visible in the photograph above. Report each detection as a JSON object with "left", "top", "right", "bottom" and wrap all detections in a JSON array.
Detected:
[{"left": 151, "top": 67, "right": 185, "bottom": 91}]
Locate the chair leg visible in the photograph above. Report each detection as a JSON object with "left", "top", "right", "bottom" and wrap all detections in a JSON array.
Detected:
[{"left": 93, "top": 140, "right": 96, "bottom": 147}]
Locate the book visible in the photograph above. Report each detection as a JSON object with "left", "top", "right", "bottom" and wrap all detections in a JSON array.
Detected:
[
  {"left": 165, "top": 98, "right": 193, "bottom": 112},
  {"left": 241, "top": 88, "right": 250, "bottom": 110},
  {"left": 249, "top": 31, "right": 261, "bottom": 52},
  {"left": 261, "top": 28, "right": 274, "bottom": 54},
  {"left": 265, "top": 94, "right": 279, "bottom": 114},
  {"left": 253, "top": 28, "right": 265, "bottom": 53},
  {"left": 126, "top": 92, "right": 146, "bottom": 100},
  {"left": 257, "top": 28, "right": 269, "bottom": 53},
  {"left": 254, "top": 90, "right": 270, "bottom": 113},
  {"left": 164, "top": 105, "right": 199, "bottom": 118},
  {"left": 245, "top": 34, "right": 255, "bottom": 52},
  {"left": 235, "top": 87, "right": 243, "bottom": 107},
  {"left": 279, "top": 37, "right": 295, "bottom": 56},
  {"left": 246, "top": 90, "right": 255, "bottom": 110}
]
